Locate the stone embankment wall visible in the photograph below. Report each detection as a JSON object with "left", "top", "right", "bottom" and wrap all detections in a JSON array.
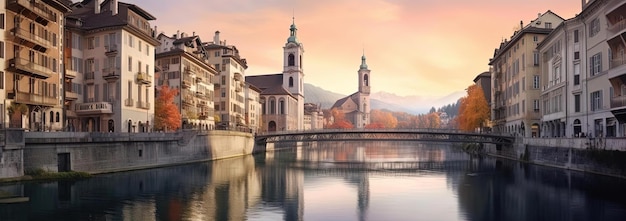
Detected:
[
  {"left": 22, "top": 130, "right": 254, "bottom": 174},
  {"left": 0, "top": 129, "right": 26, "bottom": 179},
  {"left": 484, "top": 137, "right": 626, "bottom": 178}
]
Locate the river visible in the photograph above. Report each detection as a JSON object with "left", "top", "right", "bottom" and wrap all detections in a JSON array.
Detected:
[{"left": 1, "top": 141, "right": 625, "bottom": 221}]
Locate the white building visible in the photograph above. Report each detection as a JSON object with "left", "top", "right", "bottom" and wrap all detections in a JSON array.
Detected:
[{"left": 65, "top": 0, "right": 158, "bottom": 132}]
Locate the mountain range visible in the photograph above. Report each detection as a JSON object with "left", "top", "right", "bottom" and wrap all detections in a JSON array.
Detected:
[{"left": 303, "top": 83, "right": 465, "bottom": 115}]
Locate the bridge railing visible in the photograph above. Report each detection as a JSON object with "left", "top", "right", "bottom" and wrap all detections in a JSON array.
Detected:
[{"left": 257, "top": 128, "right": 512, "bottom": 137}]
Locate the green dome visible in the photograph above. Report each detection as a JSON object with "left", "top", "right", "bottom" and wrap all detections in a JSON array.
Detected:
[{"left": 360, "top": 55, "right": 368, "bottom": 69}]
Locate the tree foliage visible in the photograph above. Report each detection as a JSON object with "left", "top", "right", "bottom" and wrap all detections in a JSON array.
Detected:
[
  {"left": 370, "top": 109, "right": 398, "bottom": 128},
  {"left": 154, "top": 85, "right": 182, "bottom": 131},
  {"left": 326, "top": 108, "right": 353, "bottom": 129},
  {"left": 458, "top": 84, "right": 490, "bottom": 131}
]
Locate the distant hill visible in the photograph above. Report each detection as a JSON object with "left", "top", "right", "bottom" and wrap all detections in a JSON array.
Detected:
[{"left": 304, "top": 83, "right": 464, "bottom": 115}]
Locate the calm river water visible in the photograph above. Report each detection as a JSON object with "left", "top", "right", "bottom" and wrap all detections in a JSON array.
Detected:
[{"left": 1, "top": 141, "right": 626, "bottom": 221}]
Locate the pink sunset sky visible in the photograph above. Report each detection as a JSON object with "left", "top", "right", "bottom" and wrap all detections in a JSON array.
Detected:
[{"left": 120, "top": 0, "right": 580, "bottom": 97}]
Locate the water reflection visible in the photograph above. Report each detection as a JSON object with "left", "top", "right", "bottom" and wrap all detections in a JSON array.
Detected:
[{"left": 1, "top": 141, "right": 625, "bottom": 221}]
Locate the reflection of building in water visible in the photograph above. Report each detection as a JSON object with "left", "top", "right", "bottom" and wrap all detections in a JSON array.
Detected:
[
  {"left": 260, "top": 150, "right": 305, "bottom": 221},
  {"left": 122, "top": 199, "right": 157, "bottom": 221},
  {"left": 301, "top": 141, "right": 458, "bottom": 163}
]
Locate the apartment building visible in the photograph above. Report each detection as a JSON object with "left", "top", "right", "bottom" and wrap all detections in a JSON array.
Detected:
[
  {"left": 203, "top": 31, "right": 249, "bottom": 129},
  {"left": 5, "top": 0, "right": 70, "bottom": 131},
  {"left": 490, "top": 11, "right": 565, "bottom": 137},
  {"left": 605, "top": 0, "right": 626, "bottom": 137},
  {"left": 155, "top": 32, "right": 217, "bottom": 130},
  {"left": 64, "top": 0, "right": 158, "bottom": 132},
  {"left": 245, "top": 83, "right": 261, "bottom": 133}
]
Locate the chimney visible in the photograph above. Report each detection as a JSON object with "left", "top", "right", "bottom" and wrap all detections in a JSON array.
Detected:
[
  {"left": 192, "top": 31, "right": 195, "bottom": 36},
  {"left": 94, "top": 0, "right": 101, "bottom": 14},
  {"left": 176, "top": 30, "right": 180, "bottom": 39},
  {"left": 154, "top": 25, "right": 158, "bottom": 34},
  {"left": 214, "top": 31, "right": 220, "bottom": 44},
  {"left": 181, "top": 32, "right": 186, "bottom": 38},
  {"left": 538, "top": 13, "right": 541, "bottom": 18},
  {"left": 223, "top": 40, "right": 227, "bottom": 46},
  {"left": 520, "top": 20, "right": 523, "bottom": 29},
  {"left": 111, "top": 0, "right": 118, "bottom": 15}
]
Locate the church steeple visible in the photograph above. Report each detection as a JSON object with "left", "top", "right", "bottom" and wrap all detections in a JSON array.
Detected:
[
  {"left": 360, "top": 51, "right": 368, "bottom": 70},
  {"left": 287, "top": 17, "right": 299, "bottom": 43}
]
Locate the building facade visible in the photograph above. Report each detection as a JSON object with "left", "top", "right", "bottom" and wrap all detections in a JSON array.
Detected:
[
  {"left": 5, "top": 0, "right": 70, "bottom": 131},
  {"left": 155, "top": 32, "right": 217, "bottom": 130},
  {"left": 490, "top": 11, "right": 565, "bottom": 137},
  {"left": 246, "top": 19, "right": 305, "bottom": 132},
  {"left": 330, "top": 54, "right": 371, "bottom": 128},
  {"left": 203, "top": 31, "right": 249, "bottom": 129},
  {"left": 64, "top": 0, "right": 158, "bottom": 132}
]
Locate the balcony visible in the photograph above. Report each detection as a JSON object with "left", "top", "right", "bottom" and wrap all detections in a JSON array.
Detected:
[
  {"left": 608, "top": 20, "right": 626, "bottom": 37},
  {"left": 196, "top": 77, "right": 204, "bottom": 84},
  {"left": 182, "top": 79, "right": 192, "bottom": 88},
  {"left": 65, "top": 69, "right": 77, "bottom": 79},
  {"left": 234, "top": 72, "right": 243, "bottom": 81},
  {"left": 235, "top": 85, "right": 243, "bottom": 92},
  {"left": 11, "top": 27, "right": 53, "bottom": 52},
  {"left": 181, "top": 96, "right": 194, "bottom": 106},
  {"left": 136, "top": 72, "right": 152, "bottom": 84},
  {"left": 102, "top": 67, "right": 120, "bottom": 81},
  {"left": 124, "top": 98, "right": 134, "bottom": 107},
  {"left": 195, "top": 91, "right": 205, "bottom": 97},
  {"left": 8, "top": 57, "right": 53, "bottom": 79},
  {"left": 185, "top": 67, "right": 195, "bottom": 74},
  {"left": 105, "top": 44, "right": 118, "bottom": 56},
  {"left": 611, "top": 95, "right": 626, "bottom": 122},
  {"left": 84, "top": 72, "right": 95, "bottom": 84},
  {"left": 7, "top": 0, "right": 57, "bottom": 26},
  {"left": 65, "top": 91, "right": 78, "bottom": 100},
  {"left": 75, "top": 102, "right": 113, "bottom": 115},
  {"left": 12, "top": 91, "right": 57, "bottom": 106},
  {"left": 136, "top": 101, "right": 150, "bottom": 110}
]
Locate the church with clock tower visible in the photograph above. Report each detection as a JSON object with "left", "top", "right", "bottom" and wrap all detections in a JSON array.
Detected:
[
  {"left": 246, "top": 18, "right": 306, "bottom": 132},
  {"left": 330, "top": 53, "right": 372, "bottom": 128}
]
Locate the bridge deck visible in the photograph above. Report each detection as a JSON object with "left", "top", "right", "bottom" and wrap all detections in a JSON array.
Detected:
[{"left": 256, "top": 129, "right": 515, "bottom": 145}]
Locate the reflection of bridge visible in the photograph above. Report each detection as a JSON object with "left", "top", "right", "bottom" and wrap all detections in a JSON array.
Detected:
[{"left": 256, "top": 129, "right": 515, "bottom": 145}]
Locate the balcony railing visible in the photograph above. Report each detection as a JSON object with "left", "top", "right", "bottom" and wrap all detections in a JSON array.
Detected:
[
  {"left": 85, "top": 71, "right": 95, "bottom": 84},
  {"left": 102, "top": 67, "right": 120, "bottom": 81},
  {"left": 11, "top": 27, "right": 53, "bottom": 51},
  {"left": 65, "top": 69, "right": 77, "bottom": 79},
  {"left": 75, "top": 102, "right": 113, "bottom": 115},
  {"left": 65, "top": 91, "right": 78, "bottom": 100},
  {"left": 136, "top": 72, "right": 152, "bottom": 84},
  {"left": 14, "top": 91, "right": 57, "bottom": 106},
  {"left": 7, "top": 0, "right": 57, "bottom": 25},
  {"left": 105, "top": 44, "right": 118, "bottom": 56},
  {"left": 611, "top": 95, "right": 626, "bottom": 109},
  {"left": 125, "top": 98, "right": 134, "bottom": 107},
  {"left": 607, "top": 19, "right": 626, "bottom": 36},
  {"left": 9, "top": 57, "right": 53, "bottom": 79},
  {"left": 136, "top": 101, "right": 150, "bottom": 110}
]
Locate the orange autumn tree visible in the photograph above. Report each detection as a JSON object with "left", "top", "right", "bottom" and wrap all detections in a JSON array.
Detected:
[
  {"left": 458, "top": 84, "right": 490, "bottom": 132},
  {"left": 154, "top": 84, "right": 182, "bottom": 131},
  {"left": 369, "top": 109, "right": 398, "bottom": 128},
  {"left": 327, "top": 108, "right": 353, "bottom": 129}
]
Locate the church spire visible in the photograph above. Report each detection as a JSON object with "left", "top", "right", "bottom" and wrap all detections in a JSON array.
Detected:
[
  {"left": 287, "top": 16, "right": 299, "bottom": 43},
  {"left": 360, "top": 50, "right": 368, "bottom": 70}
]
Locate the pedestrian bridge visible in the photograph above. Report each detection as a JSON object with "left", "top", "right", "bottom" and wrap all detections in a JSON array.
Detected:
[{"left": 255, "top": 129, "right": 515, "bottom": 145}]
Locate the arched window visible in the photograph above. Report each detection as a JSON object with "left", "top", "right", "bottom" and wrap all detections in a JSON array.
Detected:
[
  {"left": 56, "top": 112, "right": 60, "bottom": 122},
  {"left": 300, "top": 55, "right": 302, "bottom": 68},
  {"left": 269, "top": 98, "right": 276, "bottom": 114},
  {"left": 279, "top": 99, "right": 285, "bottom": 115},
  {"left": 288, "top": 54, "right": 295, "bottom": 66},
  {"left": 289, "top": 77, "right": 294, "bottom": 87},
  {"left": 49, "top": 111, "right": 53, "bottom": 123},
  {"left": 364, "top": 74, "right": 369, "bottom": 86}
]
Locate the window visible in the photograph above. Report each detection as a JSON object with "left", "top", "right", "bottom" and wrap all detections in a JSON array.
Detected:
[
  {"left": 288, "top": 54, "right": 295, "bottom": 66},
  {"left": 279, "top": 99, "right": 285, "bottom": 114},
  {"left": 128, "top": 35, "right": 134, "bottom": 48},
  {"left": 574, "top": 51, "right": 580, "bottom": 60},
  {"left": 589, "top": 18, "right": 600, "bottom": 37},
  {"left": 545, "top": 22, "right": 552, "bottom": 29},
  {"left": 590, "top": 53, "right": 602, "bottom": 76},
  {"left": 269, "top": 98, "right": 276, "bottom": 114},
  {"left": 138, "top": 41, "right": 142, "bottom": 52},
  {"left": 573, "top": 30, "right": 579, "bottom": 43},
  {"left": 128, "top": 56, "right": 132, "bottom": 72},
  {"left": 0, "top": 13, "right": 4, "bottom": 29},
  {"left": 146, "top": 44, "right": 149, "bottom": 56},
  {"left": 591, "top": 90, "right": 602, "bottom": 111},
  {"left": 289, "top": 77, "right": 294, "bottom": 87},
  {"left": 574, "top": 63, "right": 580, "bottom": 85},
  {"left": 533, "top": 36, "right": 539, "bottom": 42},
  {"left": 533, "top": 52, "right": 539, "bottom": 66},
  {"left": 56, "top": 112, "right": 60, "bottom": 122},
  {"left": 575, "top": 94, "right": 581, "bottom": 112},
  {"left": 533, "top": 75, "right": 540, "bottom": 89},
  {"left": 0, "top": 41, "right": 4, "bottom": 58},
  {"left": 88, "top": 37, "right": 95, "bottom": 49},
  {"left": 0, "top": 71, "right": 4, "bottom": 89}
]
